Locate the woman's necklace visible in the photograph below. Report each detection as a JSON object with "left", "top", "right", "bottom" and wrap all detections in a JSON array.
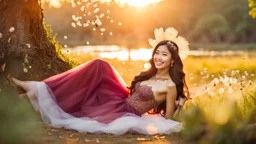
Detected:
[{"left": 150, "top": 75, "right": 170, "bottom": 81}]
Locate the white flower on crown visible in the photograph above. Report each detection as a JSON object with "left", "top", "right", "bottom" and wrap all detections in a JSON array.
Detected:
[{"left": 148, "top": 27, "right": 190, "bottom": 60}]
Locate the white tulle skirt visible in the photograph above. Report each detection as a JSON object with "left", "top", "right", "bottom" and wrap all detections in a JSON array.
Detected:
[{"left": 27, "top": 81, "right": 183, "bottom": 135}]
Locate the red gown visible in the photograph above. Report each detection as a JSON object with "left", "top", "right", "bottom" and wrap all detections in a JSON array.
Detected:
[{"left": 27, "top": 59, "right": 182, "bottom": 134}]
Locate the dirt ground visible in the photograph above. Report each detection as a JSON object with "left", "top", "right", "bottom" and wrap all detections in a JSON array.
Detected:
[{"left": 39, "top": 124, "right": 184, "bottom": 144}]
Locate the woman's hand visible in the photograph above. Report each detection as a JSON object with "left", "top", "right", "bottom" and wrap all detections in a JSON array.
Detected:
[{"left": 175, "top": 97, "right": 188, "bottom": 107}]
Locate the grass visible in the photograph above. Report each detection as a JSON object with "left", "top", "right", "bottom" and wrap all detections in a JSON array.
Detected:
[
  {"left": 63, "top": 52, "right": 256, "bottom": 143},
  {"left": 1, "top": 52, "right": 255, "bottom": 143}
]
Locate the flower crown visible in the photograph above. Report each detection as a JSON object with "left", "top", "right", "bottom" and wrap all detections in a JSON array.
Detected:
[{"left": 148, "top": 27, "right": 190, "bottom": 60}]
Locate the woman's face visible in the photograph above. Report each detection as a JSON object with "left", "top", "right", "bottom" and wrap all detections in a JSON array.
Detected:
[{"left": 153, "top": 45, "right": 173, "bottom": 70}]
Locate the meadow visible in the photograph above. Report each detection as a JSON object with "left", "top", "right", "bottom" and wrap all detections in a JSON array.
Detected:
[
  {"left": 1, "top": 52, "right": 255, "bottom": 144},
  {"left": 64, "top": 52, "right": 256, "bottom": 143}
]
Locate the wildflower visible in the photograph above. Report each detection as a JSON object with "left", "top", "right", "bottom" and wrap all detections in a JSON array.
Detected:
[
  {"left": 219, "top": 88, "right": 224, "bottom": 94},
  {"left": 209, "top": 92, "right": 215, "bottom": 96},
  {"left": 212, "top": 78, "right": 219, "bottom": 85},
  {"left": 228, "top": 87, "right": 233, "bottom": 93}
]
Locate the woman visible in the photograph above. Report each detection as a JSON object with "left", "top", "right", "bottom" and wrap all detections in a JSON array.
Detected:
[{"left": 8, "top": 27, "right": 189, "bottom": 135}]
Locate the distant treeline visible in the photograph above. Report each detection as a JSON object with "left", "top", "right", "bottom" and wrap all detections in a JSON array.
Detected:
[{"left": 43, "top": 0, "right": 256, "bottom": 47}]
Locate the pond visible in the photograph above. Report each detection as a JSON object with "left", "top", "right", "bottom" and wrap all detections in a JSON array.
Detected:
[{"left": 62, "top": 45, "right": 247, "bottom": 61}]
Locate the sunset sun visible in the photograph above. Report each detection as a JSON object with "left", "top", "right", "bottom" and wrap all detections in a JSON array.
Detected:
[{"left": 116, "top": 0, "right": 163, "bottom": 7}]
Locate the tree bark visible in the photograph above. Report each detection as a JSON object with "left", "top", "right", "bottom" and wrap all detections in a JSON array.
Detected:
[{"left": 0, "top": 0, "right": 72, "bottom": 87}]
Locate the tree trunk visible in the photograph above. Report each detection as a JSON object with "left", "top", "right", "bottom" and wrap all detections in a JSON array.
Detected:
[{"left": 0, "top": 0, "right": 72, "bottom": 87}]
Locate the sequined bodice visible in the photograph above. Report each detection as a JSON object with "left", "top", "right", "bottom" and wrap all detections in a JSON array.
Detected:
[{"left": 126, "top": 82, "right": 159, "bottom": 114}]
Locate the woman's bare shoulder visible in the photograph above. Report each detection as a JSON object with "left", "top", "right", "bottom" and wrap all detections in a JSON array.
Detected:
[{"left": 166, "top": 80, "right": 176, "bottom": 88}]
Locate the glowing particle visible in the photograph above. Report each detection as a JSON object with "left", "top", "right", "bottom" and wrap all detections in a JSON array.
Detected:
[
  {"left": 9, "top": 27, "right": 15, "bottom": 32},
  {"left": 71, "top": 22, "right": 76, "bottom": 27},
  {"left": 23, "top": 68, "right": 28, "bottom": 73}
]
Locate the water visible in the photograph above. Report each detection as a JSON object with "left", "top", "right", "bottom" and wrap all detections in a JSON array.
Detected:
[{"left": 62, "top": 45, "right": 247, "bottom": 61}]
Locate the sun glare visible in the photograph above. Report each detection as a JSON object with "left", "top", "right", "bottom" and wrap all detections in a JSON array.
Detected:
[
  {"left": 116, "top": 0, "right": 163, "bottom": 7},
  {"left": 44, "top": 0, "right": 163, "bottom": 8},
  {"left": 42, "top": 0, "right": 64, "bottom": 8}
]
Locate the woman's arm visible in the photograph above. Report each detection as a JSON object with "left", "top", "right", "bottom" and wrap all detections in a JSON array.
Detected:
[
  {"left": 172, "top": 97, "right": 187, "bottom": 119},
  {"left": 165, "top": 85, "right": 177, "bottom": 119}
]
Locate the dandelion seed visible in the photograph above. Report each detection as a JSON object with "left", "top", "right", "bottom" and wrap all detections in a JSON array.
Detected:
[
  {"left": 100, "top": 13, "right": 104, "bottom": 18},
  {"left": 118, "top": 22, "right": 122, "bottom": 26},
  {"left": 23, "top": 68, "right": 28, "bottom": 73},
  {"left": 94, "top": 8, "right": 100, "bottom": 13},
  {"left": 107, "top": 10, "right": 110, "bottom": 13},
  {"left": 86, "top": 2, "right": 91, "bottom": 7},
  {"left": 101, "top": 33, "right": 104, "bottom": 35},
  {"left": 109, "top": 32, "right": 113, "bottom": 35},
  {"left": 0, "top": 33, "right": 2, "bottom": 38},
  {"left": 64, "top": 36, "right": 68, "bottom": 39},
  {"left": 95, "top": 16, "right": 102, "bottom": 26},
  {"left": 26, "top": 44, "right": 31, "bottom": 48},
  {"left": 144, "top": 63, "right": 151, "bottom": 70},
  {"left": 76, "top": 21, "right": 82, "bottom": 26},
  {"left": 71, "top": 23, "right": 76, "bottom": 27},
  {"left": 72, "top": 15, "right": 77, "bottom": 21},
  {"left": 83, "top": 23, "right": 89, "bottom": 27},
  {"left": 9, "top": 27, "right": 15, "bottom": 32},
  {"left": 100, "top": 28, "right": 106, "bottom": 32},
  {"left": 244, "top": 71, "right": 248, "bottom": 76},
  {"left": 80, "top": 5, "right": 85, "bottom": 11},
  {"left": 110, "top": 19, "right": 114, "bottom": 23},
  {"left": 93, "top": 27, "right": 96, "bottom": 31}
]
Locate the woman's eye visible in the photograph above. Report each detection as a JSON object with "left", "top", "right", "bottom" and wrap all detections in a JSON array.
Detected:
[{"left": 162, "top": 54, "right": 167, "bottom": 56}]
